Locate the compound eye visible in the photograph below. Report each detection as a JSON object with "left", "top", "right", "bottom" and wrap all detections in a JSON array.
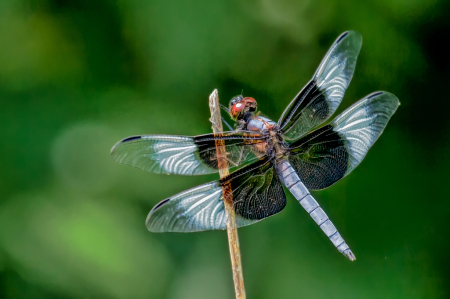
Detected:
[
  {"left": 234, "top": 102, "right": 244, "bottom": 111},
  {"left": 242, "top": 97, "right": 256, "bottom": 103}
]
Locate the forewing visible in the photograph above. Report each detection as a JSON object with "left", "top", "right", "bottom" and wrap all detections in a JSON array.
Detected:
[
  {"left": 146, "top": 157, "right": 286, "bottom": 232},
  {"left": 288, "top": 92, "right": 400, "bottom": 190},
  {"left": 278, "top": 31, "right": 362, "bottom": 141},
  {"left": 111, "top": 131, "right": 266, "bottom": 175}
]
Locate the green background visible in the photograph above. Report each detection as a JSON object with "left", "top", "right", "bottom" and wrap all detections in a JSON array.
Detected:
[{"left": 0, "top": 0, "right": 448, "bottom": 298}]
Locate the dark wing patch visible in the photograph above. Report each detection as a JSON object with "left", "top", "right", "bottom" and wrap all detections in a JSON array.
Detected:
[
  {"left": 288, "top": 91, "right": 400, "bottom": 190},
  {"left": 288, "top": 125, "right": 349, "bottom": 190},
  {"left": 278, "top": 80, "right": 330, "bottom": 141},
  {"left": 221, "top": 156, "right": 286, "bottom": 220},
  {"left": 278, "top": 31, "right": 362, "bottom": 141}
]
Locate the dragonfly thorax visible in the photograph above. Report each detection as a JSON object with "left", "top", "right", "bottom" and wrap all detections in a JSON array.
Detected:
[
  {"left": 247, "top": 115, "right": 285, "bottom": 156},
  {"left": 247, "top": 116, "right": 277, "bottom": 133}
]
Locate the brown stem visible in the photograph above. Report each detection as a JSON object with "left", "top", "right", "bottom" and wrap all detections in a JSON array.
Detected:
[{"left": 209, "top": 89, "right": 246, "bottom": 299}]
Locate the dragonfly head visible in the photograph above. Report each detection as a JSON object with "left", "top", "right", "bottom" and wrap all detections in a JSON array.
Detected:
[{"left": 229, "top": 95, "right": 257, "bottom": 120}]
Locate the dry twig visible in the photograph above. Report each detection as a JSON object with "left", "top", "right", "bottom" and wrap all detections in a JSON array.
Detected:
[{"left": 209, "top": 89, "right": 246, "bottom": 299}]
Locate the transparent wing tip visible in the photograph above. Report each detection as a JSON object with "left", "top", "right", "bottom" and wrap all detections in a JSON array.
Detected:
[
  {"left": 110, "top": 135, "right": 142, "bottom": 156},
  {"left": 343, "top": 249, "right": 356, "bottom": 261},
  {"left": 145, "top": 198, "right": 171, "bottom": 232},
  {"left": 366, "top": 91, "right": 401, "bottom": 111},
  {"left": 110, "top": 140, "right": 121, "bottom": 156}
]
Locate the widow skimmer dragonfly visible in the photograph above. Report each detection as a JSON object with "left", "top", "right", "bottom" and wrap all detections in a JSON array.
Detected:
[{"left": 111, "top": 31, "right": 399, "bottom": 261}]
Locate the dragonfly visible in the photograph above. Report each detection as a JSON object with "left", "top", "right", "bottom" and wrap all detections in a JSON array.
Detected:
[{"left": 111, "top": 31, "right": 399, "bottom": 261}]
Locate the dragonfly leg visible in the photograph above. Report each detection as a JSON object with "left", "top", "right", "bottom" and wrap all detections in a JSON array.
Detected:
[
  {"left": 219, "top": 103, "right": 230, "bottom": 113},
  {"left": 222, "top": 117, "right": 234, "bottom": 131}
]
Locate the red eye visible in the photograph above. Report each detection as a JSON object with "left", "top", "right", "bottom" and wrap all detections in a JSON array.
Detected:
[
  {"left": 229, "top": 96, "right": 257, "bottom": 120},
  {"left": 230, "top": 102, "right": 245, "bottom": 119},
  {"left": 233, "top": 102, "right": 245, "bottom": 111},
  {"left": 242, "top": 97, "right": 256, "bottom": 103}
]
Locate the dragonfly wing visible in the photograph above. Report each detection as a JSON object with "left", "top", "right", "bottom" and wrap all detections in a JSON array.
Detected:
[
  {"left": 146, "top": 156, "right": 286, "bottom": 232},
  {"left": 221, "top": 156, "right": 286, "bottom": 221},
  {"left": 146, "top": 181, "right": 228, "bottom": 232},
  {"left": 111, "top": 131, "right": 266, "bottom": 175},
  {"left": 288, "top": 91, "right": 400, "bottom": 190},
  {"left": 278, "top": 31, "right": 362, "bottom": 141}
]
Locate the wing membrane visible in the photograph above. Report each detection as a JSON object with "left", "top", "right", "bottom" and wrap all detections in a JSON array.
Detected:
[
  {"left": 146, "top": 156, "right": 286, "bottom": 232},
  {"left": 146, "top": 182, "right": 228, "bottom": 232},
  {"left": 278, "top": 31, "right": 362, "bottom": 141},
  {"left": 221, "top": 156, "right": 286, "bottom": 221},
  {"left": 111, "top": 131, "right": 266, "bottom": 175},
  {"left": 288, "top": 92, "right": 399, "bottom": 190}
]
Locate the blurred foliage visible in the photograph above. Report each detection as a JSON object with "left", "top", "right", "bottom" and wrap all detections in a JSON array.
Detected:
[{"left": 0, "top": 0, "right": 449, "bottom": 298}]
